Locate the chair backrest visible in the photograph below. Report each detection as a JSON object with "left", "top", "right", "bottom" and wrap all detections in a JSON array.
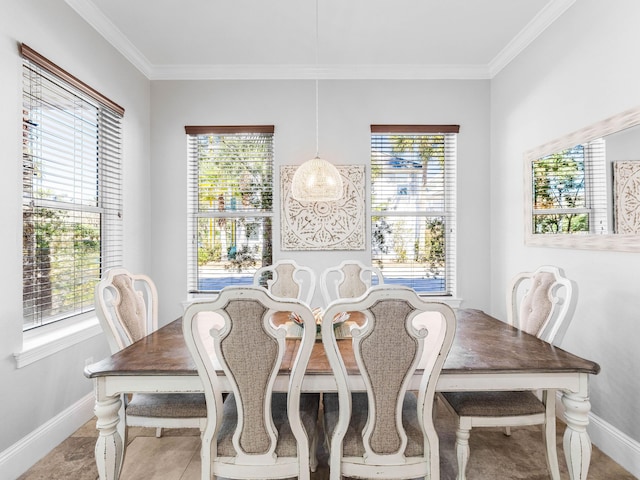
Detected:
[
  {"left": 253, "top": 259, "right": 316, "bottom": 306},
  {"left": 182, "top": 286, "right": 317, "bottom": 474},
  {"left": 507, "top": 265, "right": 575, "bottom": 343},
  {"left": 95, "top": 267, "right": 158, "bottom": 353},
  {"left": 320, "top": 260, "right": 385, "bottom": 305},
  {"left": 322, "top": 285, "right": 456, "bottom": 473}
]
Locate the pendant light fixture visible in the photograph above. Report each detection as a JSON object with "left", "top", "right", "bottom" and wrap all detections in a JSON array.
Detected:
[{"left": 290, "top": 0, "right": 343, "bottom": 202}]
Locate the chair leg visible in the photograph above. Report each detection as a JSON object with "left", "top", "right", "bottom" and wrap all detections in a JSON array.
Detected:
[
  {"left": 299, "top": 457, "right": 311, "bottom": 480},
  {"left": 542, "top": 391, "right": 561, "bottom": 480},
  {"left": 455, "top": 422, "right": 471, "bottom": 480},
  {"left": 328, "top": 437, "right": 342, "bottom": 480},
  {"left": 309, "top": 430, "right": 319, "bottom": 473},
  {"left": 155, "top": 427, "right": 163, "bottom": 438}
]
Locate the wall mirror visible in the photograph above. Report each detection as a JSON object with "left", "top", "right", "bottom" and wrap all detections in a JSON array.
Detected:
[{"left": 524, "top": 106, "right": 640, "bottom": 252}]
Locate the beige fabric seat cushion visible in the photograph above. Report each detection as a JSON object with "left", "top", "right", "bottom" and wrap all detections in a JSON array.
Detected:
[
  {"left": 323, "top": 391, "right": 424, "bottom": 457},
  {"left": 217, "top": 392, "right": 320, "bottom": 457},
  {"left": 127, "top": 393, "right": 207, "bottom": 418},
  {"left": 441, "top": 391, "right": 545, "bottom": 417}
]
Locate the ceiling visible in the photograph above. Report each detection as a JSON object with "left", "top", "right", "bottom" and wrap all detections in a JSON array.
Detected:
[{"left": 64, "top": 0, "right": 576, "bottom": 80}]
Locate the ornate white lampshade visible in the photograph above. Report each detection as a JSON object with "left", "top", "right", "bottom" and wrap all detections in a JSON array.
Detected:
[{"left": 291, "top": 156, "right": 343, "bottom": 202}]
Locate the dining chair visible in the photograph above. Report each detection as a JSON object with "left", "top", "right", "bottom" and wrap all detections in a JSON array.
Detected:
[
  {"left": 253, "top": 259, "right": 316, "bottom": 306},
  {"left": 321, "top": 285, "right": 456, "bottom": 480},
  {"left": 182, "top": 285, "right": 320, "bottom": 480},
  {"left": 439, "top": 265, "right": 575, "bottom": 480},
  {"left": 319, "top": 260, "right": 385, "bottom": 306},
  {"left": 95, "top": 268, "right": 207, "bottom": 439}
]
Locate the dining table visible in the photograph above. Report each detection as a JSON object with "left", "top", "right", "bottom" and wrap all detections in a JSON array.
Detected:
[{"left": 84, "top": 307, "right": 600, "bottom": 480}]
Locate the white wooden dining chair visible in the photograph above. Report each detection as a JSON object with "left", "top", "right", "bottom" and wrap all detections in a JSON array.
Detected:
[
  {"left": 182, "top": 286, "right": 320, "bottom": 480},
  {"left": 321, "top": 285, "right": 456, "bottom": 480},
  {"left": 319, "top": 260, "right": 385, "bottom": 306},
  {"left": 253, "top": 259, "right": 316, "bottom": 306},
  {"left": 95, "top": 268, "right": 207, "bottom": 439},
  {"left": 439, "top": 265, "right": 575, "bottom": 480}
]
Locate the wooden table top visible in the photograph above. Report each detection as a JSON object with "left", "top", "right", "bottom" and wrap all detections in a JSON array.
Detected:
[{"left": 85, "top": 308, "right": 600, "bottom": 379}]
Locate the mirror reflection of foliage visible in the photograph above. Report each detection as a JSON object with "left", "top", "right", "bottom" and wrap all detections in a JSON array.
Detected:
[
  {"left": 533, "top": 146, "right": 588, "bottom": 233},
  {"left": 534, "top": 213, "right": 588, "bottom": 234}
]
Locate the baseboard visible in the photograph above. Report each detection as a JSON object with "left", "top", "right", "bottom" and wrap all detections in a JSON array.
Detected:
[
  {"left": 555, "top": 391, "right": 640, "bottom": 477},
  {"left": 0, "top": 392, "right": 95, "bottom": 479},
  {"left": 587, "top": 412, "right": 640, "bottom": 477}
]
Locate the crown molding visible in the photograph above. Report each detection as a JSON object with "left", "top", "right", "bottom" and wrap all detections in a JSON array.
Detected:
[
  {"left": 489, "top": 0, "right": 576, "bottom": 77},
  {"left": 66, "top": 0, "right": 572, "bottom": 81},
  {"left": 65, "top": 0, "right": 154, "bottom": 78},
  {"left": 149, "top": 64, "right": 491, "bottom": 81}
]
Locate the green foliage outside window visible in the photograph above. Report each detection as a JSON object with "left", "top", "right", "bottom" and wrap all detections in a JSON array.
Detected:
[
  {"left": 24, "top": 207, "right": 101, "bottom": 321},
  {"left": 192, "top": 132, "right": 273, "bottom": 286}
]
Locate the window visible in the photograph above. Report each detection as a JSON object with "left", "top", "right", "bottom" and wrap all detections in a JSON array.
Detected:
[
  {"left": 21, "top": 44, "right": 123, "bottom": 331},
  {"left": 531, "top": 138, "right": 608, "bottom": 234},
  {"left": 370, "top": 125, "right": 458, "bottom": 296},
  {"left": 186, "top": 126, "right": 274, "bottom": 293}
]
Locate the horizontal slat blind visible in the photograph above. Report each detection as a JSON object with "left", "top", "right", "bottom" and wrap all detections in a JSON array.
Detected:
[
  {"left": 22, "top": 46, "right": 123, "bottom": 330},
  {"left": 186, "top": 127, "right": 274, "bottom": 293},
  {"left": 531, "top": 138, "right": 607, "bottom": 234},
  {"left": 371, "top": 126, "right": 457, "bottom": 296}
]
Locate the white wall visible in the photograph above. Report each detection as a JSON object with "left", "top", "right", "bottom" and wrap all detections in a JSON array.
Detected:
[
  {"left": 0, "top": 0, "right": 150, "bottom": 468},
  {"left": 490, "top": 0, "right": 640, "bottom": 472},
  {"left": 149, "top": 79, "right": 491, "bottom": 320},
  {"left": 8, "top": 0, "right": 639, "bottom": 476}
]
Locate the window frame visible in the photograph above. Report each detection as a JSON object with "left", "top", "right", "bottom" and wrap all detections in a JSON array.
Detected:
[
  {"left": 370, "top": 125, "right": 458, "bottom": 298},
  {"left": 16, "top": 44, "right": 123, "bottom": 366},
  {"left": 186, "top": 126, "right": 274, "bottom": 295},
  {"left": 20, "top": 44, "right": 123, "bottom": 331}
]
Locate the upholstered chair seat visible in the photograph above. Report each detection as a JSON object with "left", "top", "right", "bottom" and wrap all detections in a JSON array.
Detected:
[
  {"left": 323, "top": 391, "right": 425, "bottom": 458},
  {"left": 216, "top": 392, "right": 320, "bottom": 457},
  {"left": 441, "top": 391, "right": 546, "bottom": 417},
  {"left": 126, "top": 393, "right": 208, "bottom": 419}
]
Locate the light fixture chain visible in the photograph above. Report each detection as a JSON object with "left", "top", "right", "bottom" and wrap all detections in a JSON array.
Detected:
[
  {"left": 315, "top": 79, "right": 319, "bottom": 157},
  {"left": 290, "top": 0, "right": 343, "bottom": 203}
]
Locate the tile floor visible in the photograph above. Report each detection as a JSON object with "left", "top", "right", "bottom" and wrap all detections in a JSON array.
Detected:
[{"left": 19, "top": 406, "right": 636, "bottom": 480}]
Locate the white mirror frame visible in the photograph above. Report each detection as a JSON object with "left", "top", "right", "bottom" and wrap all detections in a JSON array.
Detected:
[{"left": 524, "top": 105, "right": 640, "bottom": 252}]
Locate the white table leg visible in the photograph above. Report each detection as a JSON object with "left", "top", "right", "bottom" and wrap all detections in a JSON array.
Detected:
[
  {"left": 94, "top": 393, "right": 124, "bottom": 480},
  {"left": 561, "top": 391, "right": 592, "bottom": 480}
]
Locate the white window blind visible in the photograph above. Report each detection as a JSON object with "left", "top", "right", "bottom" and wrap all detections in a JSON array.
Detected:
[
  {"left": 186, "top": 126, "right": 274, "bottom": 293},
  {"left": 370, "top": 125, "right": 458, "bottom": 296},
  {"left": 21, "top": 44, "right": 123, "bottom": 331},
  {"left": 532, "top": 138, "right": 608, "bottom": 234}
]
